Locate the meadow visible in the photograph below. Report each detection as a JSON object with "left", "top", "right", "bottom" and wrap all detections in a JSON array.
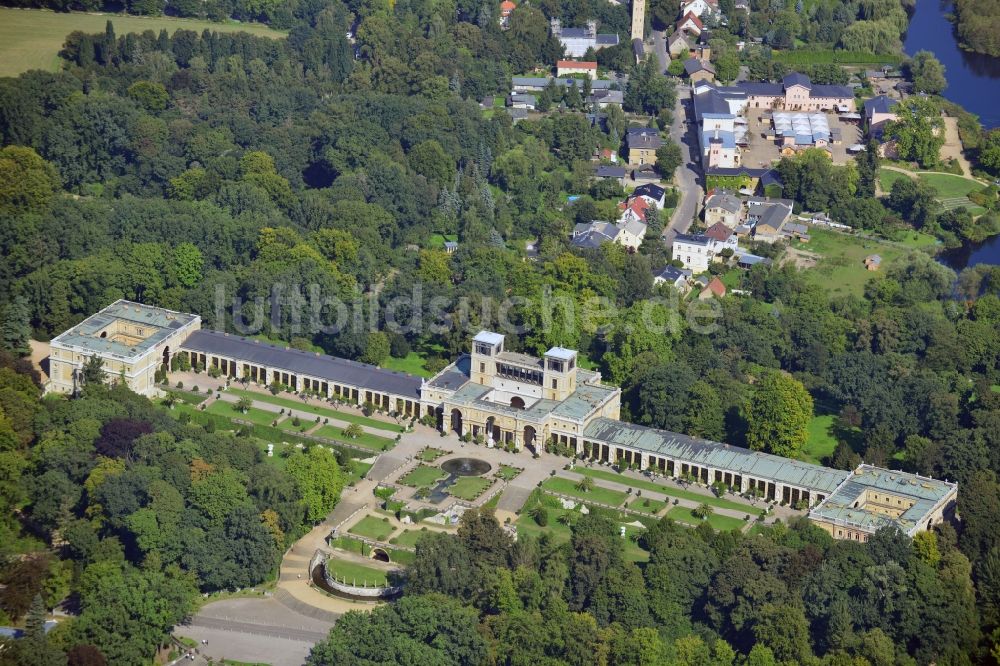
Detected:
[{"left": 0, "top": 8, "right": 283, "bottom": 77}]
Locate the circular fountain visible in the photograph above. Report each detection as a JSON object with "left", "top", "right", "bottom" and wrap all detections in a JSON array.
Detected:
[{"left": 441, "top": 457, "right": 492, "bottom": 476}]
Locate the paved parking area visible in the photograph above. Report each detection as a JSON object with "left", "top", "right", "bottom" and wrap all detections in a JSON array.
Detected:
[
  {"left": 174, "top": 599, "right": 334, "bottom": 666},
  {"left": 742, "top": 112, "right": 863, "bottom": 166}
]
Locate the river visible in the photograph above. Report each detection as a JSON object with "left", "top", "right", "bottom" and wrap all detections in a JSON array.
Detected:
[
  {"left": 903, "top": 0, "right": 1000, "bottom": 128},
  {"left": 937, "top": 235, "right": 1000, "bottom": 271}
]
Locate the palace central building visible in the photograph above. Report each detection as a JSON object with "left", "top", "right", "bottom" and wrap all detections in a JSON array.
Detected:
[{"left": 419, "top": 331, "right": 621, "bottom": 450}]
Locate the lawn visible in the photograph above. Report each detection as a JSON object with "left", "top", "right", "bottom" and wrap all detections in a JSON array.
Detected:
[
  {"left": 165, "top": 389, "right": 208, "bottom": 405},
  {"left": 496, "top": 464, "right": 522, "bottom": 481},
  {"left": 347, "top": 515, "right": 396, "bottom": 541},
  {"left": 878, "top": 169, "right": 910, "bottom": 193},
  {"left": 277, "top": 417, "right": 315, "bottom": 433},
  {"left": 572, "top": 468, "right": 751, "bottom": 513},
  {"left": 801, "top": 414, "right": 838, "bottom": 465},
  {"left": 448, "top": 476, "right": 492, "bottom": 501},
  {"left": 382, "top": 352, "right": 436, "bottom": 378},
  {"left": 389, "top": 529, "right": 431, "bottom": 548},
  {"left": 428, "top": 234, "right": 458, "bottom": 248},
  {"left": 628, "top": 497, "right": 667, "bottom": 515},
  {"left": 918, "top": 172, "right": 984, "bottom": 199},
  {"left": 666, "top": 506, "right": 745, "bottom": 532},
  {"left": 792, "top": 227, "right": 911, "bottom": 299},
  {"left": 399, "top": 465, "right": 446, "bottom": 487},
  {"left": 542, "top": 476, "right": 628, "bottom": 507},
  {"left": 346, "top": 461, "right": 373, "bottom": 485},
  {"left": 313, "top": 425, "right": 395, "bottom": 451},
  {"left": 205, "top": 400, "right": 278, "bottom": 427},
  {"left": 325, "top": 558, "right": 389, "bottom": 587},
  {"left": 0, "top": 8, "right": 284, "bottom": 77},
  {"left": 419, "top": 447, "right": 448, "bottom": 462},
  {"left": 226, "top": 387, "right": 404, "bottom": 433}
]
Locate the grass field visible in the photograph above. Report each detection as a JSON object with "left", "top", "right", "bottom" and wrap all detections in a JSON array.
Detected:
[
  {"left": 399, "top": 464, "right": 445, "bottom": 487},
  {"left": 878, "top": 169, "right": 987, "bottom": 214},
  {"left": 801, "top": 414, "right": 838, "bottom": 465},
  {"left": 0, "top": 8, "right": 284, "bottom": 77},
  {"left": 227, "top": 388, "right": 404, "bottom": 433},
  {"left": 542, "top": 476, "right": 628, "bottom": 506},
  {"left": 312, "top": 424, "right": 395, "bottom": 451},
  {"left": 389, "top": 529, "right": 430, "bottom": 548},
  {"left": 205, "top": 400, "right": 277, "bottom": 426},
  {"left": 448, "top": 476, "right": 492, "bottom": 501},
  {"left": 666, "top": 506, "right": 745, "bottom": 532},
  {"left": 381, "top": 352, "right": 436, "bottom": 378},
  {"left": 792, "top": 227, "right": 912, "bottom": 299},
  {"left": 418, "top": 447, "right": 447, "bottom": 462},
  {"left": 628, "top": 497, "right": 667, "bottom": 515},
  {"left": 166, "top": 389, "right": 208, "bottom": 405},
  {"left": 496, "top": 464, "right": 522, "bottom": 481},
  {"left": 325, "top": 558, "right": 389, "bottom": 587},
  {"left": 572, "top": 468, "right": 751, "bottom": 513},
  {"left": 347, "top": 515, "right": 395, "bottom": 541}
]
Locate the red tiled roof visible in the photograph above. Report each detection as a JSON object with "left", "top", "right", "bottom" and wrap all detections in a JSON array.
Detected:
[
  {"left": 500, "top": 0, "right": 516, "bottom": 9},
  {"left": 624, "top": 197, "right": 651, "bottom": 221},
  {"left": 557, "top": 60, "right": 597, "bottom": 69},
  {"left": 677, "top": 12, "right": 703, "bottom": 29},
  {"left": 704, "top": 222, "right": 733, "bottom": 242},
  {"left": 704, "top": 277, "right": 727, "bottom": 297}
]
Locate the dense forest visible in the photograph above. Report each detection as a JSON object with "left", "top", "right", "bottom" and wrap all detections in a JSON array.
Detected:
[
  {"left": 1, "top": 0, "right": 1000, "bottom": 661},
  {"left": 952, "top": 0, "right": 1000, "bottom": 58}
]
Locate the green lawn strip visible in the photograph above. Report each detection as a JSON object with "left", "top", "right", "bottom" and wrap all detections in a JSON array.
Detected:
[
  {"left": 628, "top": 497, "right": 667, "bottom": 515},
  {"left": 389, "top": 529, "right": 431, "bottom": 548},
  {"left": 347, "top": 515, "right": 396, "bottom": 541},
  {"left": 878, "top": 169, "right": 911, "bottom": 193},
  {"left": 277, "top": 417, "right": 315, "bottom": 433},
  {"left": 206, "top": 400, "right": 279, "bottom": 426},
  {"left": 312, "top": 425, "right": 395, "bottom": 451},
  {"left": 346, "top": 461, "right": 373, "bottom": 484},
  {"left": 165, "top": 389, "right": 208, "bottom": 405},
  {"left": 418, "top": 447, "right": 448, "bottom": 462},
  {"left": 381, "top": 352, "right": 435, "bottom": 378},
  {"left": 667, "top": 506, "right": 745, "bottom": 532},
  {"left": 399, "top": 464, "right": 447, "bottom": 487},
  {"left": 801, "top": 414, "right": 838, "bottom": 465},
  {"left": 572, "top": 468, "right": 750, "bottom": 513},
  {"left": 325, "top": 558, "right": 389, "bottom": 587},
  {"left": 448, "top": 476, "right": 492, "bottom": 501},
  {"left": 542, "top": 477, "right": 628, "bottom": 506},
  {"left": 917, "top": 172, "right": 984, "bottom": 198},
  {"left": 496, "top": 464, "right": 522, "bottom": 481},
  {"left": 0, "top": 7, "right": 284, "bottom": 77},
  {"left": 226, "top": 387, "right": 404, "bottom": 433}
]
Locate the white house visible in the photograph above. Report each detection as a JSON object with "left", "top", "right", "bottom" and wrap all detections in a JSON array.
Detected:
[
  {"left": 557, "top": 60, "right": 598, "bottom": 78},
  {"left": 672, "top": 233, "right": 714, "bottom": 273},
  {"left": 654, "top": 265, "right": 692, "bottom": 291}
]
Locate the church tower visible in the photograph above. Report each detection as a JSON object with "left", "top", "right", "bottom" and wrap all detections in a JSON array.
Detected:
[{"left": 631, "top": 0, "right": 645, "bottom": 42}]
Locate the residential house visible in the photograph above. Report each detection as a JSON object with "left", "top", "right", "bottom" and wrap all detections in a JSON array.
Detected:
[
  {"left": 625, "top": 128, "right": 663, "bottom": 167},
  {"left": 740, "top": 73, "right": 855, "bottom": 112},
  {"left": 746, "top": 198, "right": 794, "bottom": 243},
  {"left": 557, "top": 60, "right": 598, "bottom": 78},
  {"left": 620, "top": 196, "right": 651, "bottom": 227},
  {"left": 704, "top": 222, "right": 738, "bottom": 253},
  {"left": 735, "top": 251, "right": 772, "bottom": 269},
  {"left": 863, "top": 95, "right": 899, "bottom": 139},
  {"left": 630, "top": 164, "right": 661, "bottom": 186},
  {"left": 618, "top": 217, "right": 647, "bottom": 249},
  {"left": 509, "top": 93, "right": 537, "bottom": 110},
  {"left": 551, "top": 19, "right": 620, "bottom": 57},
  {"left": 672, "top": 233, "right": 714, "bottom": 272},
  {"left": 676, "top": 12, "right": 703, "bottom": 36},
  {"left": 684, "top": 58, "right": 716, "bottom": 83},
  {"left": 572, "top": 221, "right": 620, "bottom": 249},
  {"left": 653, "top": 265, "right": 693, "bottom": 291},
  {"left": 499, "top": 0, "right": 516, "bottom": 28},
  {"left": 632, "top": 183, "right": 667, "bottom": 208},
  {"left": 507, "top": 108, "right": 529, "bottom": 122},
  {"left": 698, "top": 276, "right": 727, "bottom": 300},
  {"left": 595, "top": 165, "right": 628, "bottom": 186},
  {"left": 632, "top": 38, "right": 644, "bottom": 64},
  {"left": 590, "top": 89, "right": 624, "bottom": 108},
  {"left": 864, "top": 254, "right": 882, "bottom": 271},
  {"left": 667, "top": 30, "right": 692, "bottom": 58},
  {"left": 704, "top": 190, "right": 742, "bottom": 227},
  {"left": 679, "top": 0, "right": 716, "bottom": 18}
]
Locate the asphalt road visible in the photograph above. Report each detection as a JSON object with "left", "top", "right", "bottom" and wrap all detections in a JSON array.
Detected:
[{"left": 664, "top": 84, "right": 703, "bottom": 246}]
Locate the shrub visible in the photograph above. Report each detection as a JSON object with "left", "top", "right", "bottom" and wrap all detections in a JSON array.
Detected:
[{"left": 176, "top": 381, "right": 184, "bottom": 389}]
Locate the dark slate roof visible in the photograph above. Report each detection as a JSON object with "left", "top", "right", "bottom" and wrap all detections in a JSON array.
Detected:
[
  {"left": 737, "top": 81, "right": 783, "bottom": 96},
  {"left": 674, "top": 233, "right": 711, "bottom": 246},
  {"left": 684, "top": 58, "right": 715, "bottom": 75},
  {"left": 759, "top": 169, "right": 782, "bottom": 188},
  {"left": 596, "top": 34, "right": 620, "bottom": 45},
  {"left": 693, "top": 88, "right": 735, "bottom": 120},
  {"left": 429, "top": 355, "right": 471, "bottom": 390},
  {"left": 596, "top": 165, "right": 627, "bottom": 178},
  {"left": 632, "top": 38, "right": 644, "bottom": 57},
  {"left": 626, "top": 128, "right": 663, "bottom": 149},
  {"left": 782, "top": 72, "right": 812, "bottom": 89},
  {"left": 863, "top": 95, "right": 898, "bottom": 117},
  {"left": 633, "top": 183, "right": 666, "bottom": 200},
  {"left": 655, "top": 266, "right": 690, "bottom": 283},
  {"left": 812, "top": 83, "right": 854, "bottom": 98},
  {"left": 705, "top": 166, "right": 770, "bottom": 177},
  {"left": 180, "top": 330, "right": 423, "bottom": 398},
  {"left": 560, "top": 27, "right": 590, "bottom": 38}
]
